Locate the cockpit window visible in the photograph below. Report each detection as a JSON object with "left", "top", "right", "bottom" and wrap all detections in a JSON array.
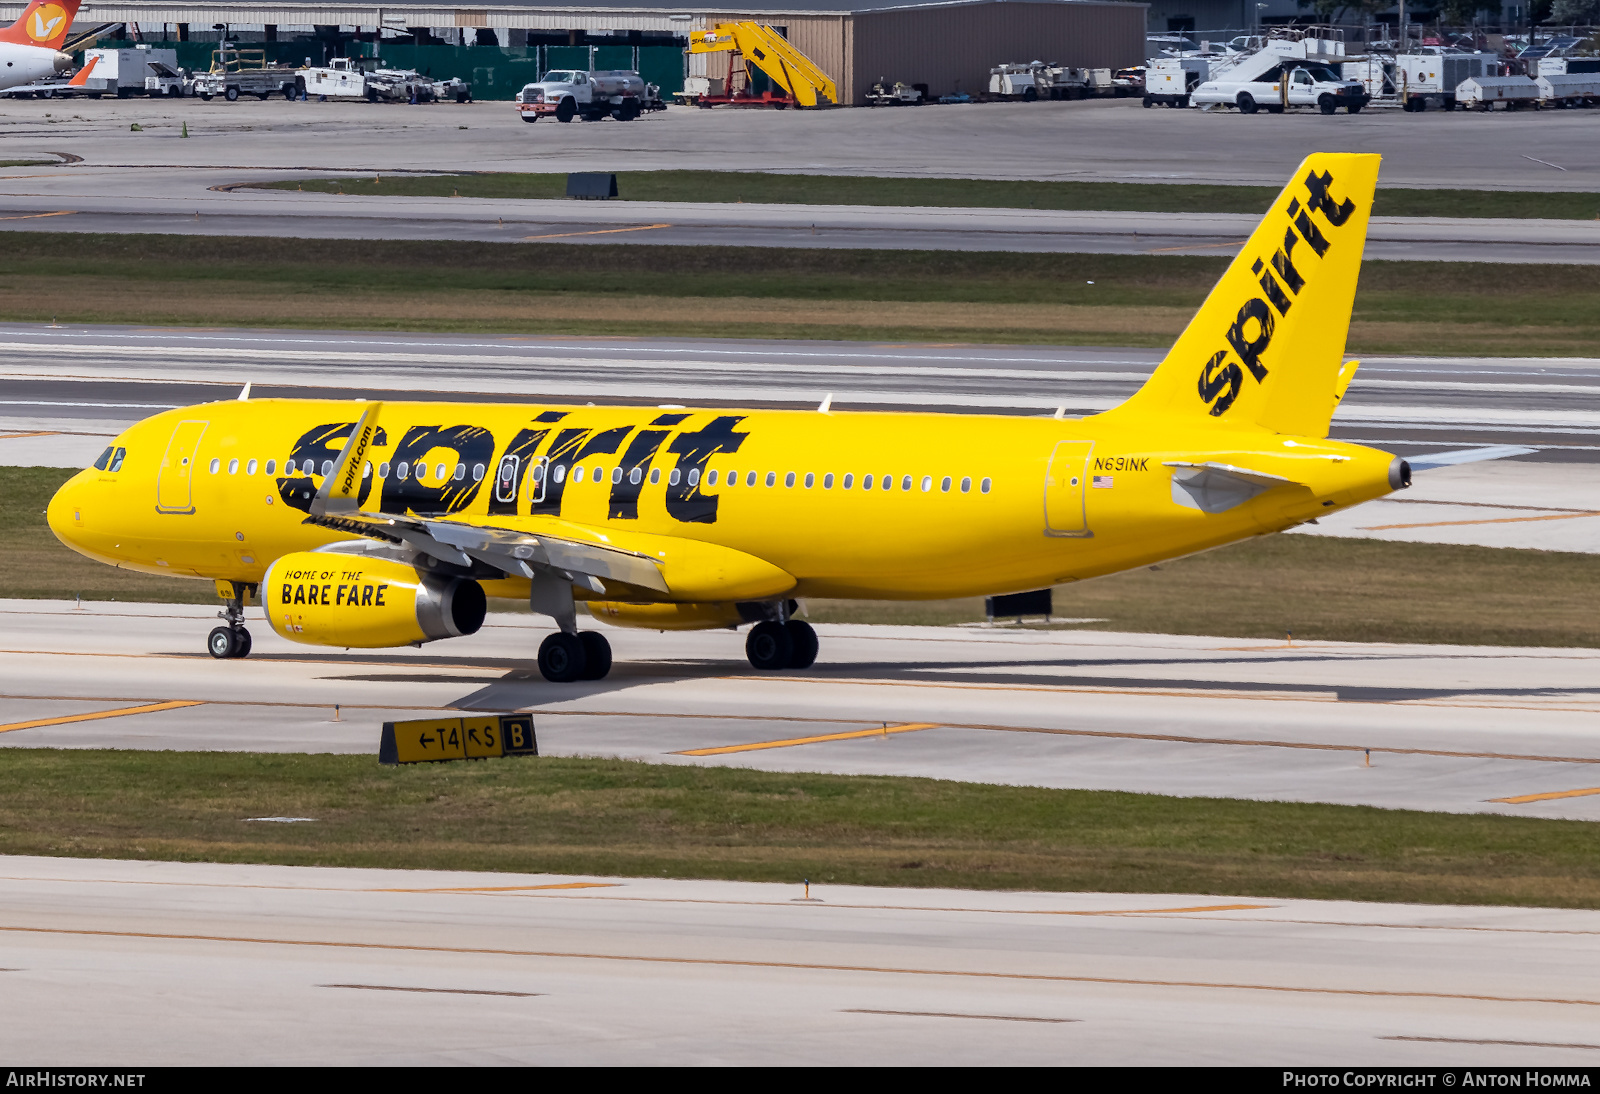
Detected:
[
  {"left": 108, "top": 447, "right": 126, "bottom": 472},
  {"left": 93, "top": 447, "right": 113, "bottom": 470}
]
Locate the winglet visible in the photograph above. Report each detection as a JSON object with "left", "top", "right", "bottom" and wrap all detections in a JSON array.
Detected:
[
  {"left": 67, "top": 54, "right": 97, "bottom": 87},
  {"left": 1333, "top": 359, "right": 1359, "bottom": 405},
  {"left": 310, "top": 403, "right": 382, "bottom": 517},
  {"left": 237, "top": 381, "right": 251, "bottom": 401},
  {"left": 818, "top": 392, "right": 833, "bottom": 414}
]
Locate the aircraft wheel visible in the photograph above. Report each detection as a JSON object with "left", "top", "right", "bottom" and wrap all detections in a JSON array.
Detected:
[
  {"left": 784, "top": 620, "right": 818, "bottom": 670},
  {"left": 578, "top": 631, "right": 612, "bottom": 680},
  {"left": 232, "top": 628, "right": 252, "bottom": 658},
  {"left": 538, "top": 632, "right": 587, "bottom": 683},
  {"left": 745, "top": 621, "right": 794, "bottom": 671},
  {"left": 208, "top": 626, "right": 236, "bottom": 660}
]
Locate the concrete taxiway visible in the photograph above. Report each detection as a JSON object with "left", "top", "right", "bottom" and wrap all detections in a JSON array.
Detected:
[
  {"left": 6, "top": 854, "right": 1600, "bottom": 1065},
  {"left": 3, "top": 99, "right": 1599, "bottom": 259},
  {"left": 4, "top": 600, "right": 1600, "bottom": 820},
  {"left": 9, "top": 857, "right": 1600, "bottom": 1062}
]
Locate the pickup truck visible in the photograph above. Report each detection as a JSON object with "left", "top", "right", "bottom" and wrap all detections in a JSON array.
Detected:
[
  {"left": 516, "top": 69, "right": 663, "bottom": 122},
  {"left": 1192, "top": 60, "right": 1369, "bottom": 114}
]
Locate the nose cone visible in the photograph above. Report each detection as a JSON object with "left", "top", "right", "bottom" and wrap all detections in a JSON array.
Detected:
[
  {"left": 52, "top": 51, "right": 72, "bottom": 74},
  {"left": 46, "top": 471, "right": 92, "bottom": 555}
]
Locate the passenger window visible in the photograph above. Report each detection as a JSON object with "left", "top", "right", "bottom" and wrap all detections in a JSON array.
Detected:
[
  {"left": 397, "top": 462, "right": 410, "bottom": 480},
  {"left": 960, "top": 476, "right": 971, "bottom": 493},
  {"left": 573, "top": 466, "right": 586, "bottom": 483},
  {"left": 921, "top": 476, "right": 932, "bottom": 492},
  {"left": 725, "top": 470, "right": 736, "bottom": 486},
  {"left": 746, "top": 471, "right": 756, "bottom": 486},
  {"left": 804, "top": 472, "right": 815, "bottom": 488},
  {"left": 902, "top": 475, "right": 913, "bottom": 491},
  {"left": 765, "top": 472, "right": 776, "bottom": 487},
  {"left": 532, "top": 464, "right": 545, "bottom": 483},
  {"left": 785, "top": 472, "right": 796, "bottom": 488},
  {"left": 322, "top": 460, "right": 334, "bottom": 476},
  {"left": 246, "top": 459, "right": 258, "bottom": 475},
  {"left": 981, "top": 477, "right": 992, "bottom": 493},
  {"left": 649, "top": 468, "right": 660, "bottom": 484},
  {"left": 842, "top": 473, "right": 853, "bottom": 489},
  {"left": 209, "top": 458, "right": 220, "bottom": 474},
  {"left": 824, "top": 473, "right": 834, "bottom": 489},
  {"left": 108, "top": 448, "right": 127, "bottom": 473},
  {"left": 473, "top": 463, "right": 485, "bottom": 481},
  {"left": 228, "top": 458, "right": 239, "bottom": 475},
  {"left": 862, "top": 474, "right": 873, "bottom": 490},
  {"left": 377, "top": 462, "right": 389, "bottom": 478},
  {"left": 454, "top": 464, "right": 466, "bottom": 482},
  {"left": 941, "top": 476, "right": 952, "bottom": 492},
  {"left": 437, "top": 463, "right": 448, "bottom": 481},
  {"left": 688, "top": 468, "right": 701, "bottom": 487},
  {"left": 553, "top": 465, "right": 567, "bottom": 483},
  {"left": 629, "top": 467, "right": 642, "bottom": 485},
  {"left": 670, "top": 468, "right": 682, "bottom": 486},
  {"left": 93, "top": 446, "right": 113, "bottom": 471},
  {"left": 611, "top": 467, "right": 623, "bottom": 484},
  {"left": 264, "top": 459, "right": 276, "bottom": 475},
  {"left": 707, "top": 470, "right": 718, "bottom": 486}
]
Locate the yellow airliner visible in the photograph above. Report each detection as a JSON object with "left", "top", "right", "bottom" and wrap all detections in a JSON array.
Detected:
[{"left": 49, "top": 152, "right": 1412, "bottom": 681}]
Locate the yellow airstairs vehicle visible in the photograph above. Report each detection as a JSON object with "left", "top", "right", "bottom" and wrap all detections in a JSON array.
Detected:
[{"left": 687, "top": 21, "right": 837, "bottom": 107}]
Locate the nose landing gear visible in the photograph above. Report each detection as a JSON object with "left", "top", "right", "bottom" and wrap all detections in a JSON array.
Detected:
[{"left": 208, "top": 582, "right": 254, "bottom": 659}]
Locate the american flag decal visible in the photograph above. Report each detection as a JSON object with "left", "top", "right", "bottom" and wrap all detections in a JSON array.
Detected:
[{"left": 1092, "top": 475, "right": 1114, "bottom": 489}]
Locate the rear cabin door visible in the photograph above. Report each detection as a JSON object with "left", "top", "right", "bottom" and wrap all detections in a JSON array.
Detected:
[
  {"left": 156, "top": 419, "right": 208, "bottom": 514},
  {"left": 1044, "top": 440, "right": 1094, "bottom": 537}
]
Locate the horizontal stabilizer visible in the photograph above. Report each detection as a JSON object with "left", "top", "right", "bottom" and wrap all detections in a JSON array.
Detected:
[
  {"left": 1163, "top": 460, "right": 1297, "bottom": 514},
  {"left": 1407, "top": 445, "right": 1536, "bottom": 471}
]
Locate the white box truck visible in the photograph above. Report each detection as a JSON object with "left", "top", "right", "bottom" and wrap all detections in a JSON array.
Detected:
[
  {"left": 1393, "top": 51, "right": 1497, "bottom": 111},
  {"left": 77, "top": 47, "right": 181, "bottom": 98},
  {"left": 1144, "top": 56, "right": 1209, "bottom": 106}
]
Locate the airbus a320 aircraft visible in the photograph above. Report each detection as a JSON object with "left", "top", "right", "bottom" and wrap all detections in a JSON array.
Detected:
[
  {"left": 52, "top": 152, "right": 1426, "bottom": 682},
  {"left": 0, "top": 0, "right": 81, "bottom": 91}
]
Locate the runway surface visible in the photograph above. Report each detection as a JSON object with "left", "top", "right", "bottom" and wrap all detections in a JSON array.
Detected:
[
  {"left": 2, "top": 99, "right": 1598, "bottom": 259},
  {"left": 7, "top": 854, "right": 1600, "bottom": 1065},
  {"left": 5, "top": 600, "right": 1600, "bottom": 820}
]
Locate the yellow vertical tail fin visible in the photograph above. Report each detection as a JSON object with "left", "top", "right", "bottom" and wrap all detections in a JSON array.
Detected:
[{"left": 1105, "top": 153, "right": 1380, "bottom": 438}]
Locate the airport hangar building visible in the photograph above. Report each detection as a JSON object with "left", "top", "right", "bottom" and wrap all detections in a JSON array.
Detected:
[{"left": 18, "top": 0, "right": 1147, "bottom": 102}]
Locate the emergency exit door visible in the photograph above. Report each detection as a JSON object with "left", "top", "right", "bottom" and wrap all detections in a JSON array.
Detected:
[
  {"left": 1044, "top": 440, "right": 1094, "bottom": 537},
  {"left": 156, "top": 420, "right": 208, "bottom": 514}
]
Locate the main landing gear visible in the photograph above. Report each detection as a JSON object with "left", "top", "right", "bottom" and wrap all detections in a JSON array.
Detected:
[
  {"left": 537, "top": 630, "right": 612, "bottom": 683},
  {"left": 745, "top": 619, "right": 818, "bottom": 671},
  {"left": 208, "top": 586, "right": 253, "bottom": 659}
]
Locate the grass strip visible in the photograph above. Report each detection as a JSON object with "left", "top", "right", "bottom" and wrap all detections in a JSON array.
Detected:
[
  {"left": 11, "top": 467, "right": 1599, "bottom": 647},
  {"left": 259, "top": 170, "right": 1600, "bottom": 220},
  {"left": 1, "top": 749, "right": 1597, "bottom": 907},
  {"left": 0, "top": 233, "right": 1597, "bottom": 355}
]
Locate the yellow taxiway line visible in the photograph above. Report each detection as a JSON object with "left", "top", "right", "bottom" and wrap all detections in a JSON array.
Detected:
[
  {"left": 0, "top": 700, "right": 205, "bottom": 735},
  {"left": 1492, "top": 787, "right": 1600, "bottom": 805},
  {"left": 678, "top": 722, "right": 939, "bottom": 756},
  {"left": 0, "top": 210, "right": 74, "bottom": 221},
  {"left": 523, "top": 223, "right": 671, "bottom": 241},
  {"left": 1362, "top": 510, "right": 1600, "bottom": 531}
]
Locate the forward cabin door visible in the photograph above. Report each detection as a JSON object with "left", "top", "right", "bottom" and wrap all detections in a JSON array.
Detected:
[
  {"left": 156, "top": 419, "right": 208, "bottom": 514},
  {"left": 1044, "top": 440, "right": 1094, "bottom": 537}
]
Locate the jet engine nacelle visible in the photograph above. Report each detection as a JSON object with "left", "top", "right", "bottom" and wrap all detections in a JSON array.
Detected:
[{"left": 263, "top": 552, "right": 486, "bottom": 648}]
